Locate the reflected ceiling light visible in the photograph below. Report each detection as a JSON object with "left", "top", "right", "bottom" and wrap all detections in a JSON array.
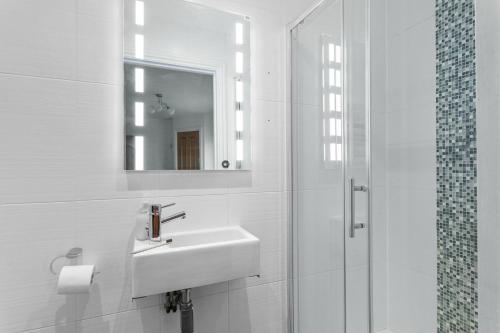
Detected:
[{"left": 150, "top": 93, "right": 175, "bottom": 117}]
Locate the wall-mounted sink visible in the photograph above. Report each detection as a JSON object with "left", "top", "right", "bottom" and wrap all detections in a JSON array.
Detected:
[{"left": 131, "top": 226, "right": 260, "bottom": 298}]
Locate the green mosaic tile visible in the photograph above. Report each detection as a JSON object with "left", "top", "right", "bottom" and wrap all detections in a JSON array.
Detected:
[{"left": 436, "top": 0, "right": 478, "bottom": 332}]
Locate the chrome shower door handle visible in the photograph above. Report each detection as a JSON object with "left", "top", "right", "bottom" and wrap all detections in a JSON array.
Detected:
[{"left": 349, "top": 178, "right": 368, "bottom": 238}]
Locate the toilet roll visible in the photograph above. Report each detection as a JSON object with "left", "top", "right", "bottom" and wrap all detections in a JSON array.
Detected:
[{"left": 57, "top": 265, "right": 95, "bottom": 294}]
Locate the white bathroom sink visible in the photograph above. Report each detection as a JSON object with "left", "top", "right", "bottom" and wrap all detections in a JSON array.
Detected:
[{"left": 131, "top": 226, "right": 260, "bottom": 298}]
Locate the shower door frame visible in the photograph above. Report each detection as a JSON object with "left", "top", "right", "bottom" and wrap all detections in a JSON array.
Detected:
[{"left": 286, "top": 0, "right": 373, "bottom": 332}]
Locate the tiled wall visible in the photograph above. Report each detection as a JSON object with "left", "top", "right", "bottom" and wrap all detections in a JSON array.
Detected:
[
  {"left": 435, "top": 0, "right": 478, "bottom": 331},
  {"left": 385, "top": 0, "right": 482, "bottom": 332},
  {"left": 384, "top": 0, "right": 438, "bottom": 332},
  {"left": 0, "top": 0, "right": 293, "bottom": 332}
]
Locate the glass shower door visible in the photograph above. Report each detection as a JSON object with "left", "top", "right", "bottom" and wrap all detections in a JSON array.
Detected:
[
  {"left": 291, "top": 0, "right": 370, "bottom": 332},
  {"left": 343, "top": 0, "right": 370, "bottom": 331}
]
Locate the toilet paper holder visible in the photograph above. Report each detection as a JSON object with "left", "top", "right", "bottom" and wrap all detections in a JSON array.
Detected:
[{"left": 50, "top": 247, "right": 99, "bottom": 276}]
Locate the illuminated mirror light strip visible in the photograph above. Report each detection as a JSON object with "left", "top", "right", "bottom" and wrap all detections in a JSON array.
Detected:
[
  {"left": 135, "top": 136, "right": 144, "bottom": 170},
  {"left": 135, "top": 68, "right": 144, "bottom": 93},
  {"left": 236, "top": 139, "right": 244, "bottom": 161},
  {"left": 135, "top": 1, "right": 144, "bottom": 26},
  {"left": 236, "top": 52, "right": 244, "bottom": 74},
  {"left": 329, "top": 93, "right": 336, "bottom": 111},
  {"left": 235, "top": 22, "right": 244, "bottom": 45},
  {"left": 236, "top": 110, "right": 244, "bottom": 132},
  {"left": 329, "top": 68, "right": 335, "bottom": 87},
  {"left": 135, "top": 34, "right": 144, "bottom": 59},
  {"left": 329, "top": 143, "right": 342, "bottom": 162},
  {"left": 329, "top": 43, "right": 335, "bottom": 62},
  {"left": 329, "top": 118, "right": 335, "bottom": 136},
  {"left": 235, "top": 81, "right": 244, "bottom": 102},
  {"left": 135, "top": 102, "right": 144, "bottom": 126}
]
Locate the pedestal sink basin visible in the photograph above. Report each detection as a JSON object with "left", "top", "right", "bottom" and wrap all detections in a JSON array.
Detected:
[{"left": 131, "top": 226, "right": 260, "bottom": 298}]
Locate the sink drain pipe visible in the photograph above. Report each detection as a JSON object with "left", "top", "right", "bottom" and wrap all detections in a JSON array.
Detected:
[
  {"left": 164, "top": 289, "right": 194, "bottom": 333},
  {"left": 180, "top": 289, "right": 193, "bottom": 333}
]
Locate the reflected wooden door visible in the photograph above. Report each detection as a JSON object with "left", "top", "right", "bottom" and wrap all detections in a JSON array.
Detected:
[{"left": 177, "top": 131, "right": 200, "bottom": 170}]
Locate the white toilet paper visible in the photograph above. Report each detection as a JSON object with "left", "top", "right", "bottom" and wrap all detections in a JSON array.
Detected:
[{"left": 57, "top": 265, "right": 95, "bottom": 294}]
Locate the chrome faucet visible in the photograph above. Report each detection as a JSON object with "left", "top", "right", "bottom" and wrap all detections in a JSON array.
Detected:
[{"left": 148, "top": 203, "right": 186, "bottom": 242}]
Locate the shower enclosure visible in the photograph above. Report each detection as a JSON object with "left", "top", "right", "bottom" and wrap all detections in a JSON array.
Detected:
[{"left": 290, "top": 0, "right": 372, "bottom": 332}]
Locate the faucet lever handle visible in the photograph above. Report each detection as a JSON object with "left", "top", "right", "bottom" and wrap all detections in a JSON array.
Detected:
[
  {"left": 161, "top": 203, "right": 176, "bottom": 209},
  {"left": 139, "top": 203, "right": 174, "bottom": 214}
]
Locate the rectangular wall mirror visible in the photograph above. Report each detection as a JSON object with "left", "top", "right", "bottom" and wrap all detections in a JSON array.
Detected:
[{"left": 124, "top": 0, "right": 251, "bottom": 171}]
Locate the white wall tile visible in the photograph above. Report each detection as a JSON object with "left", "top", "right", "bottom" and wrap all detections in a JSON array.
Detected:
[
  {"left": 384, "top": 0, "right": 437, "bottom": 332},
  {"left": 227, "top": 100, "right": 284, "bottom": 193},
  {"left": 76, "top": 307, "right": 160, "bottom": 333},
  {"left": 0, "top": 203, "right": 78, "bottom": 332},
  {"left": 252, "top": 14, "right": 285, "bottom": 102},
  {"left": 228, "top": 282, "right": 286, "bottom": 333},
  {"left": 386, "top": 0, "right": 434, "bottom": 36},
  {"left": 0, "top": 0, "right": 78, "bottom": 79},
  {"left": 476, "top": 0, "right": 500, "bottom": 331},
  {"left": 227, "top": 192, "right": 285, "bottom": 289},
  {"left": 0, "top": 75, "right": 81, "bottom": 204},
  {"left": 386, "top": 143, "right": 436, "bottom": 190},
  {"left": 387, "top": 265, "right": 437, "bottom": 333},
  {"left": 297, "top": 271, "right": 344, "bottom": 333},
  {"left": 77, "top": 11, "right": 122, "bottom": 84},
  {"left": 158, "top": 194, "right": 229, "bottom": 234},
  {"left": 387, "top": 187, "right": 436, "bottom": 276}
]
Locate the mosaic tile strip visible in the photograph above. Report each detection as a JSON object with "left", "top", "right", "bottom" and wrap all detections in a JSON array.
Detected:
[{"left": 436, "top": 0, "right": 478, "bottom": 332}]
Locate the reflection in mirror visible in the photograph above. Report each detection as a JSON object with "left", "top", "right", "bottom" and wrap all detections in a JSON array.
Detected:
[
  {"left": 124, "top": 0, "right": 251, "bottom": 171},
  {"left": 125, "top": 62, "right": 215, "bottom": 170}
]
